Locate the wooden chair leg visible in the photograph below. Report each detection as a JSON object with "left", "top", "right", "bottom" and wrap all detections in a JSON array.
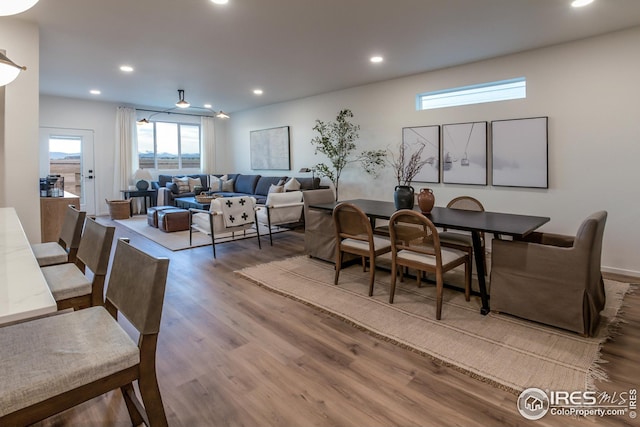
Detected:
[
  {"left": 138, "top": 372, "right": 168, "bottom": 427},
  {"left": 368, "top": 257, "right": 375, "bottom": 296},
  {"left": 464, "top": 258, "right": 471, "bottom": 301},
  {"left": 334, "top": 251, "right": 343, "bottom": 285},
  {"left": 389, "top": 262, "right": 398, "bottom": 303},
  {"left": 121, "top": 383, "right": 145, "bottom": 426},
  {"left": 435, "top": 273, "right": 444, "bottom": 320}
]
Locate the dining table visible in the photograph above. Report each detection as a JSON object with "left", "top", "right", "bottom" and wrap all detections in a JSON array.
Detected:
[
  {"left": 0, "top": 207, "right": 57, "bottom": 326},
  {"left": 309, "top": 199, "right": 551, "bottom": 314}
]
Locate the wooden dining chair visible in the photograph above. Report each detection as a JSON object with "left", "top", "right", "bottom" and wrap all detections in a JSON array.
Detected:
[
  {"left": 333, "top": 202, "right": 392, "bottom": 296},
  {"left": 31, "top": 204, "right": 86, "bottom": 267},
  {"left": 40, "top": 217, "right": 115, "bottom": 311},
  {"left": 388, "top": 209, "right": 471, "bottom": 320},
  {"left": 439, "top": 196, "right": 487, "bottom": 274},
  {"left": 0, "top": 239, "right": 170, "bottom": 426}
]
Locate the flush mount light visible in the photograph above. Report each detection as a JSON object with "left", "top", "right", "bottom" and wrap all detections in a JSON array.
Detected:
[
  {"left": 571, "top": 0, "right": 594, "bottom": 6},
  {"left": 90, "top": 89, "right": 101, "bottom": 95},
  {"left": 253, "top": 89, "right": 263, "bottom": 95},
  {"left": 370, "top": 56, "right": 384, "bottom": 63},
  {"left": 211, "top": 0, "right": 229, "bottom": 4},
  {"left": 175, "top": 89, "right": 190, "bottom": 108},
  {"left": 0, "top": 0, "right": 39, "bottom": 16},
  {"left": 119, "top": 65, "right": 134, "bottom": 73},
  {"left": 0, "top": 51, "right": 27, "bottom": 86},
  {"left": 204, "top": 103, "right": 213, "bottom": 109}
]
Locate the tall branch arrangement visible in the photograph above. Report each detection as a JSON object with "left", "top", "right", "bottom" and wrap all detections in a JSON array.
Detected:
[
  {"left": 388, "top": 141, "right": 431, "bottom": 186},
  {"left": 311, "top": 109, "right": 386, "bottom": 199}
]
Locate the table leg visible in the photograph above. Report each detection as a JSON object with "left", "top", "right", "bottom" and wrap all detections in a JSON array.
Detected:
[{"left": 472, "top": 231, "right": 490, "bottom": 315}]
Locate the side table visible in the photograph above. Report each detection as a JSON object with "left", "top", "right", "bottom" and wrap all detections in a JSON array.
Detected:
[{"left": 121, "top": 189, "right": 157, "bottom": 215}]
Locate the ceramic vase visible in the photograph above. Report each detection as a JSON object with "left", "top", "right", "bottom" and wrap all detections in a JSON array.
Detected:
[
  {"left": 394, "top": 185, "right": 415, "bottom": 210},
  {"left": 418, "top": 188, "right": 435, "bottom": 213}
]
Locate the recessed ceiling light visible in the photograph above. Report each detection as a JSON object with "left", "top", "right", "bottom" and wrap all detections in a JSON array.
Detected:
[
  {"left": 370, "top": 56, "right": 384, "bottom": 63},
  {"left": 211, "top": 0, "right": 229, "bottom": 4},
  {"left": 204, "top": 103, "right": 212, "bottom": 109},
  {"left": 89, "top": 89, "right": 101, "bottom": 95},
  {"left": 571, "top": 0, "right": 594, "bottom": 7},
  {"left": 119, "top": 65, "right": 134, "bottom": 72},
  {"left": 253, "top": 89, "right": 263, "bottom": 95}
]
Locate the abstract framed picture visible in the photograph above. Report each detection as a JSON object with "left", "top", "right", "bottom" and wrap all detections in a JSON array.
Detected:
[
  {"left": 401, "top": 125, "right": 440, "bottom": 183},
  {"left": 491, "top": 117, "right": 548, "bottom": 188},
  {"left": 250, "top": 126, "right": 291, "bottom": 170},
  {"left": 442, "top": 121, "right": 487, "bottom": 185}
]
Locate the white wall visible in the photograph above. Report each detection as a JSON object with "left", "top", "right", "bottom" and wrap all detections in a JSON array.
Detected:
[
  {"left": 1, "top": 19, "right": 40, "bottom": 241},
  {"left": 227, "top": 27, "right": 640, "bottom": 276}
]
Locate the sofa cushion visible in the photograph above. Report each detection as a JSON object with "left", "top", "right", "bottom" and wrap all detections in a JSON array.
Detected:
[
  {"left": 269, "top": 184, "right": 284, "bottom": 194},
  {"left": 234, "top": 174, "right": 261, "bottom": 194},
  {"left": 172, "top": 176, "right": 190, "bottom": 194},
  {"left": 284, "top": 177, "right": 301, "bottom": 191},
  {"left": 255, "top": 176, "right": 287, "bottom": 196},
  {"left": 222, "top": 179, "right": 234, "bottom": 192},
  {"left": 188, "top": 177, "right": 202, "bottom": 192}
]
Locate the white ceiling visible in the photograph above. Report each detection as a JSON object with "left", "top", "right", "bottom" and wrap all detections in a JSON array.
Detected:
[{"left": 10, "top": 0, "right": 640, "bottom": 114}]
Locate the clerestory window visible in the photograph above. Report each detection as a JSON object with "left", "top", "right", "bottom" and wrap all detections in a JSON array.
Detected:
[{"left": 417, "top": 77, "right": 526, "bottom": 110}]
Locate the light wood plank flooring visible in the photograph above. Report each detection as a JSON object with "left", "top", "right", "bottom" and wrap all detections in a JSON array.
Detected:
[{"left": 34, "top": 217, "right": 639, "bottom": 427}]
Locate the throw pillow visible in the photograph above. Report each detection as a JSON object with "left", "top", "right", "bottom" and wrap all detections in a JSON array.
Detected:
[
  {"left": 222, "top": 178, "right": 234, "bottom": 192},
  {"left": 165, "top": 182, "right": 179, "bottom": 194},
  {"left": 268, "top": 184, "right": 284, "bottom": 194},
  {"left": 172, "top": 176, "right": 190, "bottom": 194},
  {"left": 284, "top": 177, "right": 301, "bottom": 191},
  {"left": 188, "top": 177, "right": 202, "bottom": 192}
]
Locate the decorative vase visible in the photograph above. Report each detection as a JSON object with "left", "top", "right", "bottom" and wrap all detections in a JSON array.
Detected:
[
  {"left": 417, "top": 188, "right": 435, "bottom": 213},
  {"left": 394, "top": 185, "right": 415, "bottom": 210}
]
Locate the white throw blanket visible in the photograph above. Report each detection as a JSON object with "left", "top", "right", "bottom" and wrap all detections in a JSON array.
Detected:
[{"left": 220, "top": 197, "right": 255, "bottom": 228}]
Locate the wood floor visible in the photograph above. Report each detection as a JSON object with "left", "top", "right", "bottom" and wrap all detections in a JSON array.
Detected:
[{"left": 35, "top": 217, "right": 639, "bottom": 427}]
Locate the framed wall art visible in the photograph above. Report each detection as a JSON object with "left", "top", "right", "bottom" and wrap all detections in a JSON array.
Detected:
[
  {"left": 401, "top": 125, "right": 440, "bottom": 183},
  {"left": 491, "top": 117, "right": 548, "bottom": 188},
  {"left": 250, "top": 126, "right": 291, "bottom": 170},
  {"left": 442, "top": 121, "right": 487, "bottom": 185}
]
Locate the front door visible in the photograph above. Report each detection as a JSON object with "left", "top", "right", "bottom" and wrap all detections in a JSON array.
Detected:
[{"left": 39, "top": 127, "right": 96, "bottom": 215}]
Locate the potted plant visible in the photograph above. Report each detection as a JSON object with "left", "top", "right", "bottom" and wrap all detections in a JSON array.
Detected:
[
  {"left": 388, "top": 141, "right": 433, "bottom": 209},
  {"left": 311, "top": 109, "right": 386, "bottom": 200}
]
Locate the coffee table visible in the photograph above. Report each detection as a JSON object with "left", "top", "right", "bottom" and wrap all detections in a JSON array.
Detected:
[{"left": 175, "top": 196, "right": 210, "bottom": 210}]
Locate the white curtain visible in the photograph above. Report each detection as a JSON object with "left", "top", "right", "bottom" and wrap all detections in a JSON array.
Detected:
[
  {"left": 114, "top": 106, "right": 138, "bottom": 198},
  {"left": 201, "top": 116, "right": 216, "bottom": 173}
]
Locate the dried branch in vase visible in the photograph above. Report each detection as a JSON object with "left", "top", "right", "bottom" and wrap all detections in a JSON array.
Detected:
[{"left": 388, "top": 141, "right": 431, "bottom": 186}]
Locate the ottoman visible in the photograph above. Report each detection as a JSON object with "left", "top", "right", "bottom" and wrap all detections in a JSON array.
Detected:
[
  {"left": 147, "top": 206, "right": 178, "bottom": 228},
  {"left": 157, "top": 208, "right": 190, "bottom": 232}
]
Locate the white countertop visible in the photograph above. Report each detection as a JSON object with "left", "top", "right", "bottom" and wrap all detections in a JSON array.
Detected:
[{"left": 0, "top": 207, "right": 57, "bottom": 325}]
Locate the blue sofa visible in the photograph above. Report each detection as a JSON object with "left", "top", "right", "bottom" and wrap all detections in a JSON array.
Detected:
[{"left": 153, "top": 173, "right": 321, "bottom": 205}]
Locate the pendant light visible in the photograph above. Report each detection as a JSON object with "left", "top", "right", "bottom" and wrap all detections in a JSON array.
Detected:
[
  {"left": 0, "top": 51, "right": 27, "bottom": 86},
  {"left": 0, "top": 0, "right": 39, "bottom": 16},
  {"left": 175, "top": 89, "right": 190, "bottom": 108}
]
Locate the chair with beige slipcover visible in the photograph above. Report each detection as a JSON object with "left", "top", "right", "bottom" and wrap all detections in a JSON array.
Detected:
[
  {"left": 333, "top": 202, "right": 392, "bottom": 296},
  {"left": 31, "top": 204, "right": 86, "bottom": 267},
  {"left": 302, "top": 188, "right": 337, "bottom": 262},
  {"left": 490, "top": 211, "right": 608, "bottom": 337},
  {"left": 388, "top": 209, "right": 471, "bottom": 320},
  {"left": 0, "top": 239, "right": 170, "bottom": 426}
]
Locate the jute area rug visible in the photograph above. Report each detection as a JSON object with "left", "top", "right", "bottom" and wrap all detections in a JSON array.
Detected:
[
  {"left": 236, "top": 256, "right": 632, "bottom": 395},
  {"left": 115, "top": 216, "right": 278, "bottom": 251}
]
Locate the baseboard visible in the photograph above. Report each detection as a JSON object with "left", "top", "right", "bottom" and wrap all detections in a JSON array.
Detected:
[{"left": 602, "top": 266, "right": 640, "bottom": 281}]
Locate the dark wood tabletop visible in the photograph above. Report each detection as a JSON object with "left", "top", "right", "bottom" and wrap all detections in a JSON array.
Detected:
[{"left": 310, "top": 199, "right": 550, "bottom": 238}]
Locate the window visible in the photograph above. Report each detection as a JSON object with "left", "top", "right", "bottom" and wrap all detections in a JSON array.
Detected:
[
  {"left": 137, "top": 121, "right": 201, "bottom": 170},
  {"left": 417, "top": 77, "right": 526, "bottom": 110}
]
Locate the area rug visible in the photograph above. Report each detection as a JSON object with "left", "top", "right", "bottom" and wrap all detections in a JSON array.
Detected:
[
  {"left": 115, "top": 216, "right": 281, "bottom": 251},
  {"left": 236, "top": 256, "right": 633, "bottom": 395}
]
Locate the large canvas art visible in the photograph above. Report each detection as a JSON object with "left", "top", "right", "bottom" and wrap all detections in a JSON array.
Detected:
[
  {"left": 250, "top": 126, "right": 291, "bottom": 170},
  {"left": 442, "top": 121, "right": 487, "bottom": 185},
  {"left": 492, "top": 117, "right": 548, "bottom": 188},
  {"left": 402, "top": 125, "right": 440, "bottom": 183}
]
